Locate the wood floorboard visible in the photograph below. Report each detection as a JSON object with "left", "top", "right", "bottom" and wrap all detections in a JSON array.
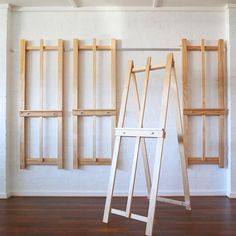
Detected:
[{"left": 0, "top": 196, "right": 235, "bottom": 235}]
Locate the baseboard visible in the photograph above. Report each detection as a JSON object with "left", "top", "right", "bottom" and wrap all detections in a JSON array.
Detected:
[
  {"left": 9, "top": 190, "right": 227, "bottom": 197},
  {"left": 0, "top": 192, "right": 11, "bottom": 199},
  {"left": 226, "top": 192, "right": 236, "bottom": 198}
]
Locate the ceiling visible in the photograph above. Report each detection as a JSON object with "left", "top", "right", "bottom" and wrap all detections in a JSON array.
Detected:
[{"left": 0, "top": 0, "right": 235, "bottom": 7}]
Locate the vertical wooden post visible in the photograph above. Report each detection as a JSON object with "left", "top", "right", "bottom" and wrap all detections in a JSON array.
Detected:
[
  {"left": 145, "top": 54, "right": 173, "bottom": 236},
  {"left": 20, "top": 39, "right": 27, "bottom": 169},
  {"left": 182, "top": 39, "right": 189, "bottom": 166},
  {"left": 92, "top": 38, "right": 97, "bottom": 162},
  {"left": 111, "top": 39, "right": 117, "bottom": 158},
  {"left": 73, "top": 39, "right": 79, "bottom": 168},
  {"left": 39, "top": 39, "right": 44, "bottom": 162},
  {"left": 201, "top": 39, "right": 206, "bottom": 161},
  {"left": 58, "top": 39, "right": 64, "bottom": 168},
  {"left": 218, "top": 39, "right": 225, "bottom": 168}
]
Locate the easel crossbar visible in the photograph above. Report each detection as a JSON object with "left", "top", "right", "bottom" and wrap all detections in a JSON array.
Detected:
[
  {"left": 157, "top": 197, "right": 190, "bottom": 208},
  {"left": 132, "top": 64, "right": 166, "bottom": 73},
  {"left": 111, "top": 208, "right": 148, "bottom": 223},
  {"left": 115, "top": 128, "right": 165, "bottom": 138}
]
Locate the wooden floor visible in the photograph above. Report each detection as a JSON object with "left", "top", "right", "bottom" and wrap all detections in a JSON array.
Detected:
[{"left": 0, "top": 196, "right": 235, "bottom": 235}]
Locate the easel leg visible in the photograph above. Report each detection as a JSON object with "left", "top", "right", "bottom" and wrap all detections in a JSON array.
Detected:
[
  {"left": 132, "top": 73, "right": 151, "bottom": 195},
  {"left": 171, "top": 67, "right": 191, "bottom": 210},
  {"left": 145, "top": 138, "right": 165, "bottom": 236},
  {"left": 103, "top": 137, "right": 122, "bottom": 223}
]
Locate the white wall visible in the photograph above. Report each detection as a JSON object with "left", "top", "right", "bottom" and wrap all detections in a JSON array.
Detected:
[
  {"left": 0, "top": 6, "right": 233, "bottom": 197},
  {"left": 0, "top": 5, "right": 11, "bottom": 198},
  {"left": 225, "top": 5, "right": 236, "bottom": 197}
]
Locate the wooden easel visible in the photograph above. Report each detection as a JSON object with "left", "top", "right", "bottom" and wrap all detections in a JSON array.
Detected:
[
  {"left": 73, "top": 38, "right": 117, "bottom": 167},
  {"left": 182, "top": 39, "right": 226, "bottom": 167},
  {"left": 20, "top": 39, "right": 64, "bottom": 168},
  {"left": 103, "top": 53, "right": 191, "bottom": 236}
]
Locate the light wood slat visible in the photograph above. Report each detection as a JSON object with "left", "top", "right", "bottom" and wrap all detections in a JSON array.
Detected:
[
  {"left": 111, "top": 208, "right": 128, "bottom": 217},
  {"left": 20, "top": 39, "right": 27, "bottom": 169},
  {"left": 157, "top": 197, "right": 189, "bottom": 207},
  {"left": 187, "top": 45, "right": 218, "bottom": 51},
  {"left": 73, "top": 39, "right": 79, "bottom": 168},
  {"left": 218, "top": 39, "right": 225, "bottom": 168},
  {"left": 111, "top": 39, "right": 117, "bottom": 167},
  {"left": 184, "top": 108, "right": 227, "bottom": 116},
  {"left": 78, "top": 45, "right": 111, "bottom": 50},
  {"left": 20, "top": 110, "right": 62, "bottom": 117},
  {"left": 79, "top": 159, "right": 111, "bottom": 165},
  {"left": 26, "top": 158, "right": 58, "bottom": 165},
  {"left": 92, "top": 38, "right": 97, "bottom": 162},
  {"left": 58, "top": 39, "right": 64, "bottom": 169},
  {"left": 73, "top": 109, "right": 116, "bottom": 116},
  {"left": 188, "top": 157, "right": 219, "bottom": 164},
  {"left": 130, "top": 213, "right": 148, "bottom": 223},
  {"left": 132, "top": 64, "right": 166, "bottom": 73},
  {"left": 182, "top": 39, "right": 189, "bottom": 167},
  {"left": 201, "top": 39, "right": 206, "bottom": 161},
  {"left": 39, "top": 39, "right": 44, "bottom": 163},
  {"left": 27, "top": 46, "right": 58, "bottom": 51},
  {"left": 115, "top": 128, "right": 164, "bottom": 138},
  {"left": 111, "top": 209, "right": 148, "bottom": 223}
]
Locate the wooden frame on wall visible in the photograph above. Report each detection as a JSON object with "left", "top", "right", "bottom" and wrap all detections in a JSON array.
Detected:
[
  {"left": 182, "top": 38, "right": 227, "bottom": 168},
  {"left": 73, "top": 38, "right": 117, "bottom": 167},
  {"left": 20, "top": 39, "right": 64, "bottom": 169}
]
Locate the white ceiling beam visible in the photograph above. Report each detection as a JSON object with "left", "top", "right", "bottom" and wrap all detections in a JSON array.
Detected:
[
  {"left": 68, "top": 0, "right": 78, "bottom": 7},
  {"left": 153, "top": 0, "right": 162, "bottom": 8}
]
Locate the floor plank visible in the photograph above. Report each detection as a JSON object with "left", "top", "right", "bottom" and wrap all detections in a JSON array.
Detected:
[{"left": 0, "top": 196, "right": 235, "bottom": 235}]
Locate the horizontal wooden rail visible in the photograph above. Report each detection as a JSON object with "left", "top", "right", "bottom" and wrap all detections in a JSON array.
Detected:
[
  {"left": 26, "top": 158, "right": 58, "bottom": 165},
  {"left": 73, "top": 109, "right": 116, "bottom": 116},
  {"left": 20, "top": 110, "right": 62, "bottom": 117},
  {"left": 184, "top": 108, "right": 227, "bottom": 116},
  {"left": 78, "top": 45, "right": 111, "bottom": 50},
  {"left": 188, "top": 157, "right": 219, "bottom": 164},
  {"left": 157, "top": 197, "right": 189, "bottom": 208},
  {"left": 187, "top": 45, "right": 218, "bottom": 51},
  {"left": 79, "top": 158, "right": 111, "bottom": 165},
  {"left": 132, "top": 64, "right": 166, "bottom": 73},
  {"left": 27, "top": 46, "right": 58, "bottom": 51}
]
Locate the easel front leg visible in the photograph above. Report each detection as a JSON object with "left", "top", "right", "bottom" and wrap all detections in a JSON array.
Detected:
[
  {"left": 171, "top": 67, "right": 191, "bottom": 210},
  {"left": 145, "top": 138, "right": 165, "bottom": 236},
  {"left": 103, "top": 137, "right": 122, "bottom": 223}
]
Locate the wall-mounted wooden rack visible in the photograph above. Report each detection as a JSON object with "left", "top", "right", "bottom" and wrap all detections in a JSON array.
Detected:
[
  {"left": 182, "top": 38, "right": 227, "bottom": 167},
  {"left": 73, "top": 38, "right": 117, "bottom": 167},
  {"left": 20, "top": 39, "right": 64, "bottom": 169}
]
